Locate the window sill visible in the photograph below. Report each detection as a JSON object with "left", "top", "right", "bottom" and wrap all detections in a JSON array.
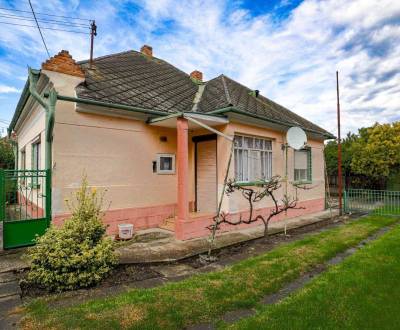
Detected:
[
  {"left": 292, "top": 180, "right": 312, "bottom": 185},
  {"left": 233, "top": 180, "right": 270, "bottom": 187}
]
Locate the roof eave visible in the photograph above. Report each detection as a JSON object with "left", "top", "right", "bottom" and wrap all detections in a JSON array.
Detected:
[{"left": 209, "top": 106, "right": 335, "bottom": 140}]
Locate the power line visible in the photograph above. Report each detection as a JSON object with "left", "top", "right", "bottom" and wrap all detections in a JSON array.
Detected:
[
  {"left": 0, "top": 20, "right": 90, "bottom": 34},
  {"left": 0, "top": 6, "right": 90, "bottom": 21},
  {"left": 0, "top": 12, "right": 90, "bottom": 28},
  {"left": 28, "top": 0, "right": 50, "bottom": 58}
]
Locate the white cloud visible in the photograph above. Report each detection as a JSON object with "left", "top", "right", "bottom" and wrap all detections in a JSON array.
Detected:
[
  {"left": 0, "top": 85, "right": 19, "bottom": 93},
  {"left": 0, "top": 0, "right": 399, "bottom": 135}
]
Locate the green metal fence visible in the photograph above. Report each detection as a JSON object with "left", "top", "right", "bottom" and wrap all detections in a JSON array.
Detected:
[
  {"left": 0, "top": 169, "right": 51, "bottom": 249},
  {"left": 344, "top": 189, "right": 400, "bottom": 216}
]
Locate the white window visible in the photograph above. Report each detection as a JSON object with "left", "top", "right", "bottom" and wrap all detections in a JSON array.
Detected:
[
  {"left": 294, "top": 149, "right": 311, "bottom": 182},
  {"left": 32, "top": 141, "right": 40, "bottom": 171},
  {"left": 157, "top": 154, "right": 175, "bottom": 174},
  {"left": 31, "top": 138, "right": 41, "bottom": 188},
  {"left": 20, "top": 148, "right": 26, "bottom": 171},
  {"left": 234, "top": 135, "right": 272, "bottom": 182}
]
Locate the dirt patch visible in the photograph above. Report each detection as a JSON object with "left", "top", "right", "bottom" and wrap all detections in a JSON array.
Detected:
[{"left": 18, "top": 214, "right": 353, "bottom": 301}]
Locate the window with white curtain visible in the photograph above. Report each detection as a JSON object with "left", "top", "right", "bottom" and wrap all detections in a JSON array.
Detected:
[
  {"left": 294, "top": 149, "right": 311, "bottom": 182},
  {"left": 234, "top": 135, "right": 272, "bottom": 182}
]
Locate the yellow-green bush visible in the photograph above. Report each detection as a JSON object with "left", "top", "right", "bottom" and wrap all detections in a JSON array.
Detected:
[{"left": 25, "top": 177, "right": 117, "bottom": 292}]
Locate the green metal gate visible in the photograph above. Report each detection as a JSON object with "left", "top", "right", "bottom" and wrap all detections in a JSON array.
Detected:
[
  {"left": 344, "top": 189, "right": 400, "bottom": 216},
  {"left": 0, "top": 169, "right": 51, "bottom": 249}
]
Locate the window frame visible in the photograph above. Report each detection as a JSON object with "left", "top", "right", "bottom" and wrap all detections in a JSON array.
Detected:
[
  {"left": 31, "top": 137, "right": 41, "bottom": 188},
  {"left": 156, "top": 153, "right": 176, "bottom": 175},
  {"left": 20, "top": 147, "right": 26, "bottom": 171},
  {"left": 234, "top": 134, "right": 273, "bottom": 184},
  {"left": 20, "top": 147, "right": 26, "bottom": 185},
  {"left": 293, "top": 147, "right": 312, "bottom": 183}
]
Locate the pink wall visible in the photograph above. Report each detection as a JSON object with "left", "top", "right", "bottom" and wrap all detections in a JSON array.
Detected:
[
  {"left": 53, "top": 201, "right": 195, "bottom": 235},
  {"left": 52, "top": 198, "right": 324, "bottom": 239},
  {"left": 175, "top": 197, "right": 325, "bottom": 240}
]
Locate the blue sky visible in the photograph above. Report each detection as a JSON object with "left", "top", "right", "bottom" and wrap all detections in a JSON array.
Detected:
[{"left": 0, "top": 0, "right": 399, "bottom": 136}]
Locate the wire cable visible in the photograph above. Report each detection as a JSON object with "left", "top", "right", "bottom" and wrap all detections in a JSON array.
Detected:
[
  {"left": 28, "top": 0, "right": 50, "bottom": 58},
  {"left": 0, "top": 6, "right": 90, "bottom": 21},
  {"left": 0, "top": 20, "right": 90, "bottom": 34},
  {"left": 0, "top": 12, "right": 90, "bottom": 27}
]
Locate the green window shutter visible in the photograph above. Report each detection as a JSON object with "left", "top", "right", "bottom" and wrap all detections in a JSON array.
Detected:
[
  {"left": 307, "top": 148, "right": 312, "bottom": 182},
  {"left": 31, "top": 142, "right": 40, "bottom": 188}
]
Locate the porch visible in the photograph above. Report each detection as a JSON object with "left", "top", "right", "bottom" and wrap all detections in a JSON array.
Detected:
[{"left": 149, "top": 114, "right": 230, "bottom": 240}]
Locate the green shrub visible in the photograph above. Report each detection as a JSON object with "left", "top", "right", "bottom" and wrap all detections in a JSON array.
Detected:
[{"left": 25, "top": 177, "right": 117, "bottom": 292}]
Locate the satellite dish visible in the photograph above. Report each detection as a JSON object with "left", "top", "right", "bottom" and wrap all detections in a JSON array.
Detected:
[{"left": 286, "top": 127, "right": 307, "bottom": 150}]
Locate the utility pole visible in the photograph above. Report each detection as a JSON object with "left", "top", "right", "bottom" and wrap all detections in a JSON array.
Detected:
[
  {"left": 336, "top": 71, "right": 343, "bottom": 215},
  {"left": 89, "top": 20, "right": 97, "bottom": 67}
]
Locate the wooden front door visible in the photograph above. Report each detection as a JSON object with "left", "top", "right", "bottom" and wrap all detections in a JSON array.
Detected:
[{"left": 194, "top": 135, "right": 217, "bottom": 213}]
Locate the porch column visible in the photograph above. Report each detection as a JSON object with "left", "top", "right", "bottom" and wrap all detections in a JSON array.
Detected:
[{"left": 175, "top": 117, "right": 189, "bottom": 239}]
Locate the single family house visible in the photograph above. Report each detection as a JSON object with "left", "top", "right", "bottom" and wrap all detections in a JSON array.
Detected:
[{"left": 8, "top": 45, "right": 334, "bottom": 241}]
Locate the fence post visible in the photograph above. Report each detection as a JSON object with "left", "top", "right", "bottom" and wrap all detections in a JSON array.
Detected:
[
  {"left": 343, "top": 190, "right": 347, "bottom": 214},
  {"left": 45, "top": 169, "right": 52, "bottom": 226},
  {"left": 0, "top": 169, "right": 4, "bottom": 221}
]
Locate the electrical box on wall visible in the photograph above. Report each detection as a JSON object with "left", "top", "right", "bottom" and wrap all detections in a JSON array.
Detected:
[{"left": 155, "top": 154, "right": 175, "bottom": 174}]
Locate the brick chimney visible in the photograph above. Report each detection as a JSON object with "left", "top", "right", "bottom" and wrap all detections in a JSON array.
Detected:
[
  {"left": 42, "top": 50, "right": 84, "bottom": 78},
  {"left": 190, "top": 70, "right": 203, "bottom": 82},
  {"left": 140, "top": 45, "right": 153, "bottom": 57}
]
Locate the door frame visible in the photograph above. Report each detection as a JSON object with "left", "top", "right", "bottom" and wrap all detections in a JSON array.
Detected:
[{"left": 192, "top": 134, "right": 217, "bottom": 212}]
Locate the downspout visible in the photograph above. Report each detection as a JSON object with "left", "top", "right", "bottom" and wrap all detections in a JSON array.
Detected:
[
  {"left": 28, "top": 68, "right": 58, "bottom": 170},
  {"left": 45, "top": 89, "right": 57, "bottom": 170}
]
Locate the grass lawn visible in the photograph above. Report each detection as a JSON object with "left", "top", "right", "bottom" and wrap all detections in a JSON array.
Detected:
[
  {"left": 20, "top": 215, "right": 399, "bottom": 330},
  {"left": 226, "top": 219, "right": 400, "bottom": 330}
]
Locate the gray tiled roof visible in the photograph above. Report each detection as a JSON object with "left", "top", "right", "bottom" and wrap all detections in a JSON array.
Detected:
[
  {"left": 76, "top": 51, "right": 331, "bottom": 137},
  {"left": 197, "top": 75, "right": 332, "bottom": 136},
  {"left": 77, "top": 51, "right": 198, "bottom": 113}
]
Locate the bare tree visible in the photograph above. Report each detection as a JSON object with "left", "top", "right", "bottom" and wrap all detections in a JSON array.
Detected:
[{"left": 207, "top": 175, "right": 311, "bottom": 238}]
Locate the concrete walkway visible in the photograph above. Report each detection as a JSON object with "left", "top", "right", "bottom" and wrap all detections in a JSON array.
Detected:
[
  {"left": 117, "top": 209, "right": 339, "bottom": 263},
  {"left": 0, "top": 250, "right": 25, "bottom": 329},
  {"left": 0, "top": 223, "right": 27, "bottom": 329}
]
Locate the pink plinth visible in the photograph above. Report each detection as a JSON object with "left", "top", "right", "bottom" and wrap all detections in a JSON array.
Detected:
[
  {"left": 175, "top": 117, "right": 190, "bottom": 239},
  {"left": 176, "top": 198, "right": 326, "bottom": 240}
]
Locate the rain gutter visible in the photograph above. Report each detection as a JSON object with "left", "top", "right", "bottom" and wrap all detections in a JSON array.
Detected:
[
  {"left": 43, "top": 93, "right": 169, "bottom": 117},
  {"left": 209, "top": 106, "right": 335, "bottom": 139}
]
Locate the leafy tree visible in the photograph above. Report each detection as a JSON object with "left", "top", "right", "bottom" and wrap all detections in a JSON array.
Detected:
[
  {"left": 351, "top": 122, "right": 400, "bottom": 179},
  {"left": 0, "top": 137, "right": 14, "bottom": 169},
  {"left": 324, "top": 132, "right": 357, "bottom": 176}
]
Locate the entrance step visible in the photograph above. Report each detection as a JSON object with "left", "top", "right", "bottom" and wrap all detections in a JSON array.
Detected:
[{"left": 159, "top": 216, "right": 176, "bottom": 232}]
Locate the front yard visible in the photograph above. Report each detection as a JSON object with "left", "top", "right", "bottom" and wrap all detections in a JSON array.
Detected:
[
  {"left": 227, "top": 219, "right": 400, "bottom": 329},
  {"left": 19, "top": 214, "right": 399, "bottom": 329}
]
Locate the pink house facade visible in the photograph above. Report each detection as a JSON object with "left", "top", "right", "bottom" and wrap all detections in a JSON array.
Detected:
[{"left": 9, "top": 46, "right": 334, "bottom": 240}]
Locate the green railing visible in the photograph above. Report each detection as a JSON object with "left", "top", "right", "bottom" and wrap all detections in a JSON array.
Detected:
[
  {"left": 344, "top": 189, "right": 400, "bottom": 216},
  {"left": 1, "top": 169, "right": 51, "bottom": 249}
]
